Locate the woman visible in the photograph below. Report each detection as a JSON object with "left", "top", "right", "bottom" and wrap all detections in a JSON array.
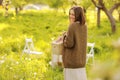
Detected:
[{"left": 62, "top": 6, "right": 87, "bottom": 80}]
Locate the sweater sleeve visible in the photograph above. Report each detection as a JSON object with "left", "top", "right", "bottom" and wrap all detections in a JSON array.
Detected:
[{"left": 63, "top": 23, "right": 75, "bottom": 48}]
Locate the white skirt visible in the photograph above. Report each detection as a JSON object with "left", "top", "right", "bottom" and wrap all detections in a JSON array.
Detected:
[{"left": 64, "top": 68, "right": 87, "bottom": 80}]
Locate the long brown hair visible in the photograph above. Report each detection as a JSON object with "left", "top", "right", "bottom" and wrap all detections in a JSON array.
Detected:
[{"left": 69, "top": 6, "right": 86, "bottom": 25}]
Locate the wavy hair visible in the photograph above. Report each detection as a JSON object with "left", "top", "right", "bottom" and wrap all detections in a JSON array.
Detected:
[{"left": 69, "top": 6, "right": 86, "bottom": 25}]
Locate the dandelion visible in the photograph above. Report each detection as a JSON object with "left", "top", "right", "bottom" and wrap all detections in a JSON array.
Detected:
[
  {"left": 16, "top": 61, "right": 19, "bottom": 65},
  {"left": 34, "top": 72, "right": 37, "bottom": 76},
  {"left": 0, "top": 60, "right": 5, "bottom": 64}
]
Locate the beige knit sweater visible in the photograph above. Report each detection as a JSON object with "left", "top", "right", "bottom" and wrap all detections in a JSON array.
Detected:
[{"left": 62, "top": 22, "right": 87, "bottom": 68}]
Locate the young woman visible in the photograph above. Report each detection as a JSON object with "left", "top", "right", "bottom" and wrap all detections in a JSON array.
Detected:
[{"left": 62, "top": 6, "right": 87, "bottom": 80}]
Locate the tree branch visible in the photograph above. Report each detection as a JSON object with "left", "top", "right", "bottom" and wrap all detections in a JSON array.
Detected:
[
  {"left": 91, "top": 0, "right": 102, "bottom": 9},
  {"left": 109, "top": 2, "right": 120, "bottom": 13},
  {"left": 0, "top": 0, "right": 3, "bottom": 5}
]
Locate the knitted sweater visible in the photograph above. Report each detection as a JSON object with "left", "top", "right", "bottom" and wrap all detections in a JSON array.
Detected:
[{"left": 62, "top": 22, "right": 87, "bottom": 68}]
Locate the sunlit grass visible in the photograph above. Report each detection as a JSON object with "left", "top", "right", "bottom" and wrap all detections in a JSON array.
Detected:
[{"left": 0, "top": 23, "right": 10, "bottom": 31}]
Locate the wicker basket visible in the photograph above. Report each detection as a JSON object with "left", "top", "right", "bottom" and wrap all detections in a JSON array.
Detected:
[{"left": 51, "top": 41, "right": 63, "bottom": 68}]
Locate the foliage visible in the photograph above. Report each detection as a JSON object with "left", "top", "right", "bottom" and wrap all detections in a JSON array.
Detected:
[
  {"left": 44, "top": 0, "right": 69, "bottom": 10},
  {"left": 103, "top": 0, "right": 120, "bottom": 9},
  {"left": 80, "top": 0, "right": 93, "bottom": 10},
  {"left": 11, "top": 0, "right": 26, "bottom": 7}
]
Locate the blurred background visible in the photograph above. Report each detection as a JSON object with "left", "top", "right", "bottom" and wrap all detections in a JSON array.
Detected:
[{"left": 0, "top": 0, "right": 120, "bottom": 80}]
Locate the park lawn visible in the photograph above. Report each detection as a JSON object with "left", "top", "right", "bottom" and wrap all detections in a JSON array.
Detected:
[{"left": 0, "top": 9, "right": 120, "bottom": 80}]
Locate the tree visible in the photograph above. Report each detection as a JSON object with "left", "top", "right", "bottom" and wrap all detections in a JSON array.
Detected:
[
  {"left": 43, "top": 0, "right": 69, "bottom": 14},
  {"left": 11, "top": 0, "right": 27, "bottom": 14},
  {"left": 91, "top": 0, "right": 120, "bottom": 33},
  {"left": 2, "top": 0, "right": 11, "bottom": 17},
  {"left": 118, "top": 8, "right": 120, "bottom": 21},
  {"left": 80, "top": 0, "right": 92, "bottom": 13},
  {"left": 79, "top": 0, "right": 93, "bottom": 21},
  {"left": 96, "top": 0, "right": 101, "bottom": 27},
  {"left": 0, "top": 0, "right": 3, "bottom": 5}
]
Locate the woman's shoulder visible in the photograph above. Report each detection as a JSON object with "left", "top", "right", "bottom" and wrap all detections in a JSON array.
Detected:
[
  {"left": 69, "top": 22, "right": 87, "bottom": 28},
  {"left": 70, "top": 22, "right": 80, "bottom": 26}
]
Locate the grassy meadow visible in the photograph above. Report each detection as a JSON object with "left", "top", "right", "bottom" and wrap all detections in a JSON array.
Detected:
[{"left": 0, "top": 8, "right": 120, "bottom": 80}]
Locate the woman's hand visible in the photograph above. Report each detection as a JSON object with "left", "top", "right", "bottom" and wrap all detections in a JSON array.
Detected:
[
  {"left": 55, "top": 31, "right": 67, "bottom": 43},
  {"left": 55, "top": 36, "right": 63, "bottom": 43}
]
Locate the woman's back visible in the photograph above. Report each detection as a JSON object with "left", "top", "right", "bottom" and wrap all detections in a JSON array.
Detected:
[{"left": 62, "top": 22, "right": 87, "bottom": 68}]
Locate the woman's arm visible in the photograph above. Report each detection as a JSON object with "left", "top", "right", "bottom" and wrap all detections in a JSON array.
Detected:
[{"left": 63, "top": 24, "right": 75, "bottom": 48}]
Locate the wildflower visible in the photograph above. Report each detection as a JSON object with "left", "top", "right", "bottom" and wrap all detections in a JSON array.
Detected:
[{"left": 0, "top": 60, "right": 5, "bottom": 64}]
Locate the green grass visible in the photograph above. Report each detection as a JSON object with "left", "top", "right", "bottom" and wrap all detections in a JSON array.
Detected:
[{"left": 0, "top": 9, "right": 120, "bottom": 80}]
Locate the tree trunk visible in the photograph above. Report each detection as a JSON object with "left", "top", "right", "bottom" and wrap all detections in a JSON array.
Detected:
[
  {"left": 19, "top": 6, "right": 23, "bottom": 11},
  {"left": 103, "top": 7, "right": 116, "bottom": 33},
  {"left": 0, "top": 0, "right": 3, "bottom": 5},
  {"left": 15, "top": 7, "right": 18, "bottom": 14},
  {"left": 4, "top": 3, "right": 9, "bottom": 17},
  {"left": 97, "top": 0, "right": 101, "bottom": 27},
  {"left": 118, "top": 10, "right": 120, "bottom": 21},
  {"left": 109, "top": 3, "right": 120, "bottom": 14},
  {"left": 119, "top": 13, "right": 120, "bottom": 21},
  {"left": 83, "top": 8, "right": 87, "bottom": 18},
  {"left": 97, "top": 8, "right": 101, "bottom": 27},
  {"left": 91, "top": 0, "right": 117, "bottom": 33}
]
